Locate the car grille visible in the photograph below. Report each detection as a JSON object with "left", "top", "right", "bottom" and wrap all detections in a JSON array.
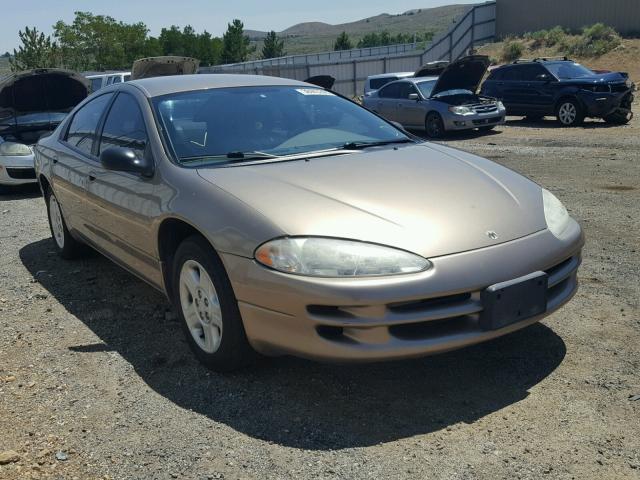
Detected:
[
  {"left": 6, "top": 167, "right": 36, "bottom": 179},
  {"left": 472, "top": 103, "right": 499, "bottom": 114},
  {"left": 611, "top": 83, "right": 629, "bottom": 93},
  {"left": 309, "top": 255, "right": 581, "bottom": 343}
]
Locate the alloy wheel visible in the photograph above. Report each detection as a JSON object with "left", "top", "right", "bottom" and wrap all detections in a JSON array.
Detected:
[
  {"left": 558, "top": 102, "right": 577, "bottom": 125},
  {"left": 179, "top": 259, "right": 223, "bottom": 354},
  {"left": 49, "top": 195, "right": 65, "bottom": 249}
]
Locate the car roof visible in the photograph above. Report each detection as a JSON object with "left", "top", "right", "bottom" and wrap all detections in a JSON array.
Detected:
[
  {"left": 127, "top": 74, "right": 311, "bottom": 98},
  {"left": 367, "top": 72, "right": 414, "bottom": 80}
]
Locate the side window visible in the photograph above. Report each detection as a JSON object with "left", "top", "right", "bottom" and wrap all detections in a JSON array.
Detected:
[
  {"left": 487, "top": 69, "right": 503, "bottom": 81},
  {"left": 99, "top": 93, "right": 148, "bottom": 159},
  {"left": 370, "top": 77, "right": 396, "bottom": 90},
  {"left": 123, "top": 75, "right": 131, "bottom": 82},
  {"left": 65, "top": 93, "right": 114, "bottom": 156},
  {"left": 397, "top": 82, "right": 417, "bottom": 99},
  {"left": 519, "top": 65, "right": 549, "bottom": 81},
  {"left": 90, "top": 78, "right": 103, "bottom": 92},
  {"left": 501, "top": 67, "right": 522, "bottom": 81},
  {"left": 112, "top": 76, "right": 122, "bottom": 84},
  {"left": 379, "top": 82, "right": 401, "bottom": 99}
]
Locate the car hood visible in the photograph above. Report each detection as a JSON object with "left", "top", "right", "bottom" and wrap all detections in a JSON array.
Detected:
[
  {"left": 563, "top": 71, "right": 629, "bottom": 85},
  {"left": 430, "top": 55, "right": 490, "bottom": 98},
  {"left": 131, "top": 56, "right": 200, "bottom": 80},
  {"left": 0, "top": 69, "right": 89, "bottom": 144},
  {"left": 197, "top": 143, "right": 547, "bottom": 258}
]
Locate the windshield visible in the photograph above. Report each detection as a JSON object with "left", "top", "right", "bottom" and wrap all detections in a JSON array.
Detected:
[
  {"left": 153, "top": 86, "right": 408, "bottom": 165},
  {"left": 545, "top": 62, "right": 594, "bottom": 79},
  {"left": 416, "top": 80, "right": 437, "bottom": 98}
]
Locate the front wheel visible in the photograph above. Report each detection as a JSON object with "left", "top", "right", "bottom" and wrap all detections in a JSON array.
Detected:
[
  {"left": 45, "top": 189, "right": 85, "bottom": 259},
  {"left": 172, "top": 236, "right": 256, "bottom": 372},
  {"left": 425, "top": 112, "right": 445, "bottom": 138},
  {"left": 556, "top": 99, "right": 584, "bottom": 126}
]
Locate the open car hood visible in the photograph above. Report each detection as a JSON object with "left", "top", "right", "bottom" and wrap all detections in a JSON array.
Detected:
[
  {"left": 304, "top": 75, "right": 335, "bottom": 90},
  {"left": 430, "top": 55, "right": 490, "bottom": 98},
  {"left": 0, "top": 69, "right": 89, "bottom": 145},
  {"left": 414, "top": 61, "right": 449, "bottom": 78},
  {"left": 131, "top": 56, "right": 200, "bottom": 80}
]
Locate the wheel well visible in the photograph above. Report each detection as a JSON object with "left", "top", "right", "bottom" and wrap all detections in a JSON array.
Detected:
[
  {"left": 157, "top": 218, "right": 213, "bottom": 294},
  {"left": 39, "top": 175, "right": 51, "bottom": 196},
  {"left": 556, "top": 95, "right": 581, "bottom": 111}
]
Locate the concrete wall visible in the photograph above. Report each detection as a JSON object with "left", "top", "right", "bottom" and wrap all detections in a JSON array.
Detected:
[{"left": 496, "top": 0, "right": 640, "bottom": 37}]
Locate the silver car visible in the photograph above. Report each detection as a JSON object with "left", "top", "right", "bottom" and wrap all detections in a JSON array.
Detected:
[
  {"left": 363, "top": 56, "right": 506, "bottom": 138},
  {"left": 34, "top": 74, "right": 583, "bottom": 371}
]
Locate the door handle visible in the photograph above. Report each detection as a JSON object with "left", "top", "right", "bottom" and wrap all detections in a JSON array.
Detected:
[{"left": 88, "top": 172, "right": 97, "bottom": 182}]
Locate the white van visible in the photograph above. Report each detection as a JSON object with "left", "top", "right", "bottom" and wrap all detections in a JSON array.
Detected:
[
  {"left": 86, "top": 72, "right": 131, "bottom": 92},
  {"left": 364, "top": 72, "right": 414, "bottom": 96}
]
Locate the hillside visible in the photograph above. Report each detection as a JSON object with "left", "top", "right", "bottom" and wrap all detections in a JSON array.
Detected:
[
  {"left": 477, "top": 38, "right": 640, "bottom": 82},
  {"left": 0, "top": 56, "right": 10, "bottom": 75},
  {"left": 246, "top": 4, "right": 468, "bottom": 56}
]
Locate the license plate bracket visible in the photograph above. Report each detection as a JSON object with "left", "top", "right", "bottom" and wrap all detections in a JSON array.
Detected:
[{"left": 480, "top": 271, "right": 548, "bottom": 331}]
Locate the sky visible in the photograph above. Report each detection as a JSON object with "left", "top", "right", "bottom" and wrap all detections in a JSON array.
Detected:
[{"left": 0, "top": 0, "right": 479, "bottom": 53}]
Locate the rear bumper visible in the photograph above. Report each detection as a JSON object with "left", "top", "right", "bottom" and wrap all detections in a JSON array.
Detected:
[
  {"left": 0, "top": 154, "right": 37, "bottom": 186},
  {"left": 221, "top": 220, "right": 584, "bottom": 362}
]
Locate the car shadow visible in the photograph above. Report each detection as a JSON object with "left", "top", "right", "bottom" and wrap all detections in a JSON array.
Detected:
[
  {"left": 505, "top": 117, "right": 622, "bottom": 129},
  {"left": 0, "top": 183, "right": 41, "bottom": 201},
  {"left": 20, "top": 238, "right": 566, "bottom": 450},
  {"left": 409, "top": 128, "right": 503, "bottom": 143}
]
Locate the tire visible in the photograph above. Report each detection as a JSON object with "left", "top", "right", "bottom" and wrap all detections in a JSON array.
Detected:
[
  {"left": 171, "top": 235, "right": 256, "bottom": 372},
  {"left": 556, "top": 98, "right": 584, "bottom": 126},
  {"left": 45, "top": 189, "right": 85, "bottom": 259},
  {"left": 425, "top": 112, "right": 445, "bottom": 139},
  {"left": 479, "top": 125, "right": 496, "bottom": 132}
]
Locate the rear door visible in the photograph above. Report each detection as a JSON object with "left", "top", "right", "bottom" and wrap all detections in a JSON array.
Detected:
[
  {"left": 84, "top": 91, "right": 162, "bottom": 285},
  {"left": 53, "top": 93, "right": 114, "bottom": 236}
]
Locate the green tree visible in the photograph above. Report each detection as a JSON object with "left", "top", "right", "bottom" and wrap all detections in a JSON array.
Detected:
[
  {"left": 143, "top": 37, "right": 163, "bottom": 57},
  {"left": 261, "top": 31, "right": 285, "bottom": 59},
  {"left": 333, "top": 31, "right": 353, "bottom": 51},
  {"left": 10, "top": 26, "right": 60, "bottom": 71},
  {"left": 221, "top": 19, "right": 254, "bottom": 63},
  {"left": 159, "top": 25, "right": 185, "bottom": 56},
  {"left": 54, "top": 12, "right": 149, "bottom": 71},
  {"left": 2, "top": 52, "right": 10, "bottom": 58}
]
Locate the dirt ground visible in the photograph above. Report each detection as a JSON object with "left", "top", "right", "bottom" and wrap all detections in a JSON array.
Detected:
[{"left": 1, "top": 104, "right": 639, "bottom": 479}]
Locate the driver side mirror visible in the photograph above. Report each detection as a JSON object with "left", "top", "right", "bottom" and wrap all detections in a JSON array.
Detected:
[
  {"left": 408, "top": 93, "right": 420, "bottom": 101},
  {"left": 100, "top": 147, "right": 154, "bottom": 177}
]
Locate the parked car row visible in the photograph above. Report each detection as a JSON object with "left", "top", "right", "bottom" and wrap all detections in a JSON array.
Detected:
[{"left": 363, "top": 56, "right": 635, "bottom": 137}]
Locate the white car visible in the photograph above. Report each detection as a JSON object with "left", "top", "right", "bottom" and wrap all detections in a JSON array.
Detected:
[
  {"left": 0, "top": 69, "right": 89, "bottom": 190},
  {"left": 86, "top": 72, "right": 131, "bottom": 92},
  {"left": 364, "top": 72, "right": 414, "bottom": 96}
]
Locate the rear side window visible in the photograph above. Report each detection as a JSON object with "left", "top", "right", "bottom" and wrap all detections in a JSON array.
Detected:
[
  {"left": 501, "top": 67, "right": 522, "bottom": 81},
  {"left": 518, "top": 64, "right": 549, "bottom": 81},
  {"left": 370, "top": 77, "right": 397, "bottom": 90},
  {"left": 378, "top": 82, "right": 401, "bottom": 98},
  {"left": 112, "top": 76, "right": 122, "bottom": 84},
  {"left": 65, "top": 93, "right": 113, "bottom": 156},
  {"left": 99, "top": 93, "right": 148, "bottom": 159},
  {"left": 90, "top": 78, "right": 103, "bottom": 92}
]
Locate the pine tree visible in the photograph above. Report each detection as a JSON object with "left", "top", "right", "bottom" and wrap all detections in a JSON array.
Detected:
[
  {"left": 221, "top": 19, "right": 255, "bottom": 63},
  {"left": 334, "top": 31, "right": 353, "bottom": 51},
  {"left": 261, "top": 31, "right": 285, "bottom": 59},
  {"left": 10, "top": 27, "right": 60, "bottom": 71}
]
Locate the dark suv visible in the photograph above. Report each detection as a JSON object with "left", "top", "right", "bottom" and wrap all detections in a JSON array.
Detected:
[{"left": 481, "top": 58, "right": 635, "bottom": 126}]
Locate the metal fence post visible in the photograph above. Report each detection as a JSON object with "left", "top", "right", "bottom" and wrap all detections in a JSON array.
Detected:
[{"left": 352, "top": 60, "right": 357, "bottom": 97}]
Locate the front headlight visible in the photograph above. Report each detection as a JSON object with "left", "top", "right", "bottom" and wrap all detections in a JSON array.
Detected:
[
  {"left": 497, "top": 101, "right": 505, "bottom": 110},
  {"left": 255, "top": 237, "right": 431, "bottom": 277},
  {"left": 0, "top": 141, "right": 32, "bottom": 156},
  {"left": 542, "top": 189, "right": 570, "bottom": 238},
  {"left": 448, "top": 106, "right": 473, "bottom": 115}
]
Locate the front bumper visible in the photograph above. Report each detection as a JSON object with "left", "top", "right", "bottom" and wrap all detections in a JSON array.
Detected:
[
  {"left": 221, "top": 220, "right": 584, "bottom": 362},
  {"left": 443, "top": 110, "right": 506, "bottom": 131},
  {"left": 0, "top": 153, "right": 37, "bottom": 186},
  {"left": 580, "top": 89, "right": 634, "bottom": 118}
]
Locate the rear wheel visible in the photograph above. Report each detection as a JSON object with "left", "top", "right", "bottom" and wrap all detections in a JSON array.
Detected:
[
  {"left": 425, "top": 112, "right": 445, "bottom": 138},
  {"left": 45, "top": 189, "right": 84, "bottom": 259},
  {"left": 172, "top": 235, "right": 256, "bottom": 372},
  {"left": 556, "top": 99, "right": 584, "bottom": 126}
]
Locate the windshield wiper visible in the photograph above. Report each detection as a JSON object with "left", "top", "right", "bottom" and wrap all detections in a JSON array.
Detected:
[
  {"left": 180, "top": 151, "right": 279, "bottom": 165},
  {"left": 341, "top": 139, "right": 414, "bottom": 150}
]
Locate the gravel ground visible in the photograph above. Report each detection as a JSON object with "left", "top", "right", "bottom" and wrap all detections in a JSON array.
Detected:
[{"left": 1, "top": 111, "right": 639, "bottom": 479}]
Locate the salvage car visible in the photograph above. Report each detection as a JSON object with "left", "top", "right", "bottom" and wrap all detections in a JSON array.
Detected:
[
  {"left": 363, "top": 56, "right": 506, "bottom": 138},
  {"left": 131, "top": 56, "right": 199, "bottom": 80},
  {"left": 34, "top": 74, "right": 584, "bottom": 371},
  {"left": 0, "top": 69, "right": 89, "bottom": 190},
  {"left": 481, "top": 58, "right": 635, "bottom": 125},
  {"left": 364, "top": 72, "right": 414, "bottom": 96}
]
